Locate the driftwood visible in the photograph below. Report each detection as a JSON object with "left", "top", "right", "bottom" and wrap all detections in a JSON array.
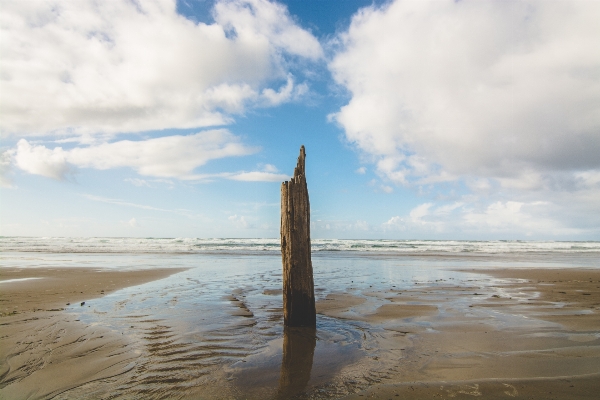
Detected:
[{"left": 281, "top": 146, "right": 316, "bottom": 327}]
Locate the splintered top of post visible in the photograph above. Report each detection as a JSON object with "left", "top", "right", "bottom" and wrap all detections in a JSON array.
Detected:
[{"left": 294, "top": 145, "right": 306, "bottom": 179}]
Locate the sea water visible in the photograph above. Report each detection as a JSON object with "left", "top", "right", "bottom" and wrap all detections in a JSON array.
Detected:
[{"left": 2, "top": 236, "right": 600, "bottom": 254}]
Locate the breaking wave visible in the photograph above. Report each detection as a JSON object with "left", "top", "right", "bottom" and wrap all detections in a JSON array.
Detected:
[{"left": 1, "top": 237, "right": 599, "bottom": 254}]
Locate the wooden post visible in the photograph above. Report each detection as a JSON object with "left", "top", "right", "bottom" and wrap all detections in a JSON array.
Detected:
[{"left": 281, "top": 145, "right": 316, "bottom": 327}]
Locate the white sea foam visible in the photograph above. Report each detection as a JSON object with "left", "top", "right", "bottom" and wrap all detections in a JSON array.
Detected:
[{"left": 0, "top": 237, "right": 598, "bottom": 254}]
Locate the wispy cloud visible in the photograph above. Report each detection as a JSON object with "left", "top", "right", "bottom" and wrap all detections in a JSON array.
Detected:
[
  {"left": 226, "top": 171, "right": 289, "bottom": 182},
  {"left": 124, "top": 178, "right": 175, "bottom": 188},
  {"left": 179, "top": 163, "right": 290, "bottom": 182},
  {"left": 81, "top": 194, "right": 176, "bottom": 213},
  {"left": 81, "top": 194, "right": 207, "bottom": 221},
  {"left": 12, "top": 130, "right": 257, "bottom": 180},
  {"left": 10, "top": 131, "right": 291, "bottom": 183}
]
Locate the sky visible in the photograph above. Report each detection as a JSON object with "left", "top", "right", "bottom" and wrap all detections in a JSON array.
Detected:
[{"left": 1, "top": 0, "right": 599, "bottom": 240}]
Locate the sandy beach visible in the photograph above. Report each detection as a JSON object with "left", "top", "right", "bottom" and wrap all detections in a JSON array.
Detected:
[
  {"left": 4, "top": 0, "right": 600, "bottom": 398},
  {"left": 0, "top": 267, "right": 186, "bottom": 399},
  {"left": 1, "top": 260, "right": 599, "bottom": 399}
]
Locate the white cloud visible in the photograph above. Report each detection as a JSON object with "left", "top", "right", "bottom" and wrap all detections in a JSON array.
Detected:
[
  {"left": 11, "top": 130, "right": 292, "bottom": 182},
  {"left": 262, "top": 164, "right": 278, "bottom": 173},
  {"left": 463, "top": 201, "right": 528, "bottom": 231},
  {"left": 461, "top": 201, "right": 582, "bottom": 236},
  {"left": 383, "top": 216, "right": 404, "bottom": 231},
  {"left": 330, "top": 0, "right": 600, "bottom": 185},
  {"left": 575, "top": 170, "right": 600, "bottom": 188},
  {"left": 228, "top": 214, "right": 251, "bottom": 229},
  {"left": 82, "top": 193, "right": 208, "bottom": 220},
  {"left": 409, "top": 203, "right": 433, "bottom": 224},
  {"left": 217, "top": 163, "right": 288, "bottom": 182},
  {"left": 383, "top": 200, "right": 584, "bottom": 237},
  {"left": 355, "top": 166, "right": 366, "bottom": 174},
  {"left": 124, "top": 178, "right": 175, "bottom": 188},
  {"left": 0, "top": 151, "right": 15, "bottom": 187},
  {"left": 128, "top": 218, "right": 139, "bottom": 228},
  {"left": 227, "top": 171, "right": 289, "bottom": 182},
  {"left": 215, "top": 0, "right": 322, "bottom": 60},
  {"left": 82, "top": 194, "right": 175, "bottom": 212},
  {"left": 330, "top": 0, "right": 600, "bottom": 237},
  {"left": 124, "top": 178, "right": 151, "bottom": 188},
  {"left": 311, "top": 219, "right": 371, "bottom": 233},
  {"left": 466, "top": 177, "right": 493, "bottom": 193},
  {"left": 12, "top": 141, "right": 71, "bottom": 180},
  {"left": 0, "top": 0, "right": 322, "bottom": 137},
  {"left": 261, "top": 80, "right": 293, "bottom": 105},
  {"left": 13, "top": 130, "right": 257, "bottom": 179}
]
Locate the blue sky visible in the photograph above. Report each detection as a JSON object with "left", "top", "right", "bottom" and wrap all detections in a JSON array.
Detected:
[{"left": 1, "top": 0, "right": 599, "bottom": 240}]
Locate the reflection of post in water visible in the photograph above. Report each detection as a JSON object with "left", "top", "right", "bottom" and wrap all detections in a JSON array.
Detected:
[{"left": 277, "top": 326, "right": 316, "bottom": 399}]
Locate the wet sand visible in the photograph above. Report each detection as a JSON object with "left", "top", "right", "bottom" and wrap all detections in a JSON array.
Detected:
[
  {"left": 1, "top": 264, "right": 599, "bottom": 399},
  {"left": 0, "top": 267, "right": 186, "bottom": 399},
  {"left": 0, "top": 267, "right": 189, "bottom": 315},
  {"left": 339, "top": 268, "right": 600, "bottom": 399}
]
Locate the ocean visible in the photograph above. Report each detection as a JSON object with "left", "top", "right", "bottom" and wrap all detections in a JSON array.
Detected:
[{"left": 2, "top": 236, "right": 600, "bottom": 254}]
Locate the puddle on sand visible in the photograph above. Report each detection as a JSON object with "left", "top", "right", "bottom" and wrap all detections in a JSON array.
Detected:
[
  {"left": 63, "top": 255, "right": 401, "bottom": 399},
  {"left": 226, "top": 316, "right": 375, "bottom": 399},
  {"left": 60, "top": 253, "right": 567, "bottom": 399}
]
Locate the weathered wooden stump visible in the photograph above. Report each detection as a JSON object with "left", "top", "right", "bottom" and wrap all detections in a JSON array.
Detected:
[{"left": 281, "top": 145, "right": 316, "bottom": 327}]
